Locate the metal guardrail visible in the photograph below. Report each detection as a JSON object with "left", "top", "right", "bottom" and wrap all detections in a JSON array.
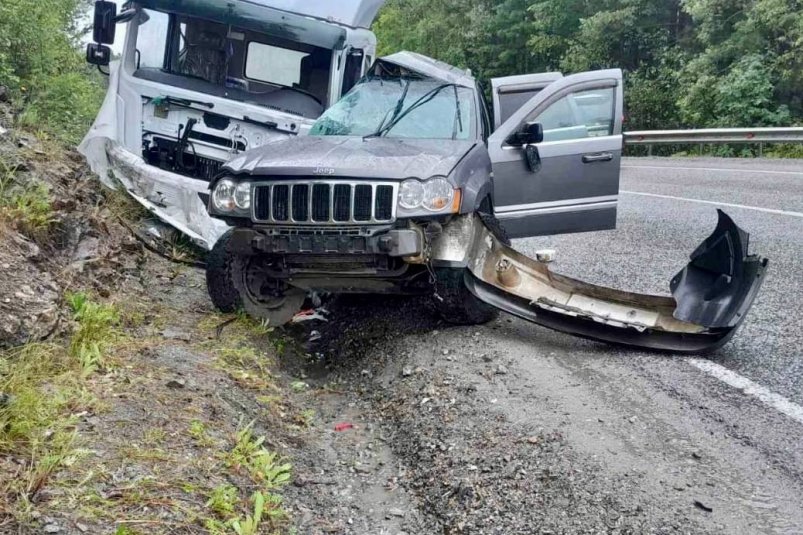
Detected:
[{"left": 623, "top": 127, "right": 803, "bottom": 145}]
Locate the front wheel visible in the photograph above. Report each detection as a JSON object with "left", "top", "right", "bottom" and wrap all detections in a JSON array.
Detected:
[
  {"left": 230, "top": 255, "right": 306, "bottom": 327},
  {"left": 206, "top": 230, "right": 241, "bottom": 313},
  {"left": 431, "top": 268, "right": 498, "bottom": 325}
]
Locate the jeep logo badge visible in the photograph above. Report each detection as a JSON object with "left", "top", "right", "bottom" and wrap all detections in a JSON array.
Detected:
[{"left": 313, "top": 167, "right": 336, "bottom": 176}]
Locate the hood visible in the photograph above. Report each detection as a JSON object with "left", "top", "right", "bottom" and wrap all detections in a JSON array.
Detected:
[{"left": 223, "top": 136, "right": 477, "bottom": 180}]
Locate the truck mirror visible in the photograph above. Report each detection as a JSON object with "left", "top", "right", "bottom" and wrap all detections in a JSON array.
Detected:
[
  {"left": 92, "top": 0, "right": 118, "bottom": 44},
  {"left": 86, "top": 43, "right": 112, "bottom": 66}
]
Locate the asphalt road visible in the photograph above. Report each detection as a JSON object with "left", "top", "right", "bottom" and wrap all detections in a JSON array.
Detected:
[
  {"left": 304, "top": 157, "right": 803, "bottom": 533},
  {"left": 516, "top": 157, "right": 803, "bottom": 405}
]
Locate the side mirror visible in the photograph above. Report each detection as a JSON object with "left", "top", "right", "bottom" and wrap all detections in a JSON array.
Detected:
[
  {"left": 525, "top": 145, "right": 542, "bottom": 173},
  {"left": 86, "top": 43, "right": 112, "bottom": 66},
  {"left": 506, "top": 122, "right": 544, "bottom": 146},
  {"left": 92, "top": 0, "right": 118, "bottom": 44}
]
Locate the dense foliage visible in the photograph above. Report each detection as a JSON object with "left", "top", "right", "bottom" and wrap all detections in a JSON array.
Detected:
[
  {"left": 0, "top": 0, "right": 104, "bottom": 144},
  {"left": 373, "top": 0, "right": 802, "bottom": 131}
]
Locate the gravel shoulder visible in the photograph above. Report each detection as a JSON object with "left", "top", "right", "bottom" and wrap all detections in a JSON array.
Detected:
[{"left": 295, "top": 294, "right": 803, "bottom": 534}]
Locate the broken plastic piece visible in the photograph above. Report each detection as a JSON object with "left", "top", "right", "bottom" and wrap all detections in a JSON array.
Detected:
[
  {"left": 465, "top": 210, "right": 768, "bottom": 353},
  {"left": 535, "top": 249, "right": 557, "bottom": 263},
  {"left": 292, "top": 309, "right": 330, "bottom": 323}
]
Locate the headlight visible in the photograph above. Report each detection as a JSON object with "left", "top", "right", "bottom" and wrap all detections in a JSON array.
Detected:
[
  {"left": 399, "top": 177, "right": 456, "bottom": 212},
  {"left": 234, "top": 182, "right": 251, "bottom": 210},
  {"left": 422, "top": 178, "right": 454, "bottom": 211},
  {"left": 212, "top": 179, "right": 237, "bottom": 212},
  {"left": 399, "top": 179, "right": 426, "bottom": 209}
]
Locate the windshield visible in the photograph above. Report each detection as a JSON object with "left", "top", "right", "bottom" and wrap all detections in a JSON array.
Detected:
[
  {"left": 134, "top": 9, "right": 332, "bottom": 115},
  {"left": 309, "top": 77, "right": 475, "bottom": 140}
]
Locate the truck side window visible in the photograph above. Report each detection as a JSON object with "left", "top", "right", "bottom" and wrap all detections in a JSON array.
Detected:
[
  {"left": 245, "top": 42, "right": 310, "bottom": 88},
  {"left": 530, "top": 87, "right": 615, "bottom": 142},
  {"left": 136, "top": 10, "right": 170, "bottom": 69}
]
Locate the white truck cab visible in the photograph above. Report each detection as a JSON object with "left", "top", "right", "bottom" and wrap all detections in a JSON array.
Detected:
[{"left": 80, "top": 0, "right": 385, "bottom": 249}]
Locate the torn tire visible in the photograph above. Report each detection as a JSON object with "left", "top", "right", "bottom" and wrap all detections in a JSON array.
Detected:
[{"left": 432, "top": 268, "right": 498, "bottom": 325}]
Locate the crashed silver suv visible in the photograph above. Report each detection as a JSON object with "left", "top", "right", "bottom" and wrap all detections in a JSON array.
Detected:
[{"left": 207, "top": 52, "right": 768, "bottom": 353}]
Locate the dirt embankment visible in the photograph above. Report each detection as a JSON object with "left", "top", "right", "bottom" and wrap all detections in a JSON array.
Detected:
[{"left": 0, "top": 110, "right": 424, "bottom": 534}]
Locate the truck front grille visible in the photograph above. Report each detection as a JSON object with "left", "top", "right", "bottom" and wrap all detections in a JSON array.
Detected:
[{"left": 253, "top": 180, "right": 397, "bottom": 225}]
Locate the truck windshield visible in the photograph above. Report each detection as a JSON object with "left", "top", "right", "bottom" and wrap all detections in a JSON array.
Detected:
[
  {"left": 135, "top": 9, "right": 331, "bottom": 114},
  {"left": 309, "top": 77, "right": 475, "bottom": 140}
]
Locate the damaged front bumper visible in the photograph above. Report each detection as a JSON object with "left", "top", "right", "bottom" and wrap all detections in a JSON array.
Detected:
[
  {"left": 460, "top": 210, "right": 768, "bottom": 353},
  {"left": 96, "top": 142, "right": 229, "bottom": 250}
]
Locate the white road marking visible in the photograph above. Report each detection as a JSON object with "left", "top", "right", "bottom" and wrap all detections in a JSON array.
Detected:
[
  {"left": 688, "top": 359, "right": 803, "bottom": 426},
  {"left": 623, "top": 164, "right": 803, "bottom": 176},
  {"left": 621, "top": 190, "right": 803, "bottom": 218}
]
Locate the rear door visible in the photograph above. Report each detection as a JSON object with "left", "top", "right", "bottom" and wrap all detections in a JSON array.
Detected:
[
  {"left": 489, "top": 69, "right": 623, "bottom": 238},
  {"left": 491, "top": 73, "right": 563, "bottom": 130}
]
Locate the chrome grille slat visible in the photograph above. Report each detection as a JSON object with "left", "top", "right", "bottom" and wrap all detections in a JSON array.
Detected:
[{"left": 251, "top": 180, "right": 398, "bottom": 225}]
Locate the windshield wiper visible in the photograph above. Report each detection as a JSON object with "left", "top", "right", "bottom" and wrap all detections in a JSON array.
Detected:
[
  {"left": 364, "top": 79, "right": 411, "bottom": 140},
  {"left": 365, "top": 83, "right": 459, "bottom": 140},
  {"left": 451, "top": 85, "right": 464, "bottom": 140}
]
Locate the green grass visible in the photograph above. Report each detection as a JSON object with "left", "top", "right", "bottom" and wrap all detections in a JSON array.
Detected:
[
  {"left": 0, "top": 160, "right": 55, "bottom": 239},
  {"left": 211, "top": 421, "right": 292, "bottom": 530},
  {"left": 206, "top": 484, "right": 238, "bottom": 520},
  {"left": 0, "top": 343, "right": 96, "bottom": 519},
  {"left": 66, "top": 292, "right": 120, "bottom": 375}
]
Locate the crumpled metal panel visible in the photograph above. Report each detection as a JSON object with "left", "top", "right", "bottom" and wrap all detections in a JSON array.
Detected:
[
  {"left": 379, "top": 52, "right": 476, "bottom": 88},
  {"left": 78, "top": 64, "right": 228, "bottom": 249}
]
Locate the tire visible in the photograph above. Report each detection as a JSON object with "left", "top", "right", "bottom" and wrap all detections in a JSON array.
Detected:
[
  {"left": 206, "top": 230, "right": 241, "bottom": 313},
  {"left": 431, "top": 268, "right": 498, "bottom": 325},
  {"left": 230, "top": 255, "right": 306, "bottom": 327},
  {"left": 478, "top": 198, "right": 511, "bottom": 246}
]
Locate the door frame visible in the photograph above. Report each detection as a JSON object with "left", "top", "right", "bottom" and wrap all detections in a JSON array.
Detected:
[{"left": 488, "top": 69, "right": 624, "bottom": 238}]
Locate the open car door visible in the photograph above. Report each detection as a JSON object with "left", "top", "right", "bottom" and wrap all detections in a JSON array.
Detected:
[{"left": 489, "top": 70, "right": 623, "bottom": 238}]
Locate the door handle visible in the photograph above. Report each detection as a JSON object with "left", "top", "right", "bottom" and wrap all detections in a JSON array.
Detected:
[{"left": 582, "top": 152, "right": 613, "bottom": 164}]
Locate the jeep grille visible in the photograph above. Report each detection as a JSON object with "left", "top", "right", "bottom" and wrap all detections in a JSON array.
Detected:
[{"left": 252, "top": 181, "right": 397, "bottom": 225}]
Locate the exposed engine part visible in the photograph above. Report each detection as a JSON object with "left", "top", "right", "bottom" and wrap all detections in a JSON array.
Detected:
[{"left": 143, "top": 134, "right": 223, "bottom": 182}]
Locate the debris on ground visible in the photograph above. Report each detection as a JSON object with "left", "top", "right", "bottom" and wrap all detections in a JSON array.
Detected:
[{"left": 292, "top": 308, "right": 330, "bottom": 323}]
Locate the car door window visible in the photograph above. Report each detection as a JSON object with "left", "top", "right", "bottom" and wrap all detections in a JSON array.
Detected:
[{"left": 530, "top": 87, "right": 615, "bottom": 142}]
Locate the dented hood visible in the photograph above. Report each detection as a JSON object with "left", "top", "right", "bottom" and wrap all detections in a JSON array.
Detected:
[{"left": 223, "top": 136, "right": 476, "bottom": 180}]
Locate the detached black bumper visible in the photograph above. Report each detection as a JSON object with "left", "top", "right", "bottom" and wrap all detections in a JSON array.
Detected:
[{"left": 227, "top": 227, "right": 423, "bottom": 257}]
